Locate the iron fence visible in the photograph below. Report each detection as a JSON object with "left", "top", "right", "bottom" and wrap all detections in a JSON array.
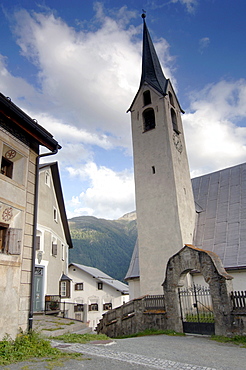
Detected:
[
  {"left": 230, "top": 291, "right": 246, "bottom": 310},
  {"left": 144, "top": 295, "right": 165, "bottom": 310}
]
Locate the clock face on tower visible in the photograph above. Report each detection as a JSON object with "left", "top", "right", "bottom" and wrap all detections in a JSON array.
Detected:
[{"left": 173, "top": 132, "right": 183, "bottom": 153}]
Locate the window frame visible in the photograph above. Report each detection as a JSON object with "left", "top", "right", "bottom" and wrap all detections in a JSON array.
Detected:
[
  {"left": 59, "top": 280, "right": 70, "bottom": 298},
  {"left": 97, "top": 282, "right": 103, "bottom": 290},
  {"left": 88, "top": 303, "right": 99, "bottom": 311},
  {"left": 143, "top": 108, "right": 156, "bottom": 132},
  {"left": 75, "top": 283, "right": 84, "bottom": 291}
]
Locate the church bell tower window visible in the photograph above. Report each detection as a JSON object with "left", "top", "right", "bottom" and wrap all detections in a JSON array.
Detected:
[
  {"left": 168, "top": 91, "right": 174, "bottom": 107},
  {"left": 143, "top": 90, "right": 151, "bottom": 106},
  {"left": 171, "top": 108, "right": 179, "bottom": 134},
  {"left": 143, "top": 108, "right": 155, "bottom": 132}
]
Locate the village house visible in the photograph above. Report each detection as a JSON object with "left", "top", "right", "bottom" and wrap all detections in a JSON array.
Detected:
[
  {"left": 66, "top": 263, "right": 129, "bottom": 329},
  {"left": 0, "top": 92, "right": 60, "bottom": 339},
  {"left": 34, "top": 162, "right": 73, "bottom": 313}
]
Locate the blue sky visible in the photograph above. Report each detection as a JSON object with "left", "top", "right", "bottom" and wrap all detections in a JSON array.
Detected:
[{"left": 1, "top": 0, "right": 246, "bottom": 219}]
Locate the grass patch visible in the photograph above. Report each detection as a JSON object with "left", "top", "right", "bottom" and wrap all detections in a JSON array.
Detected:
[
  {"left": 115, "top": 328, "right": 185, "bottom": 339},
  {"left": 211, "top": 335, "right": 246, "bottom": 347},
  {"left": 41, "top": 327, "right": 65, "bottom": 332},
  {"left": 0, "top": 330, "right": 84, "bottom": 366},
  {"left": 52, "top": 332, "right": 110, "bottom": 343}
]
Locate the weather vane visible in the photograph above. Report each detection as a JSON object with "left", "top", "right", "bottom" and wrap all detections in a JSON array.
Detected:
[{"left": 142, "top": 9, "right": 146, "bottom": 19}]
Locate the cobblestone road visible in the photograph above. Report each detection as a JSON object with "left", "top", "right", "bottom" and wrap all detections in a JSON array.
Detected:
[
  {"left": 2, "top": 334, "right": 245, "bottom": 369},
  {"left": 53, "top": 341, "right": 216, "bottom": 369}
]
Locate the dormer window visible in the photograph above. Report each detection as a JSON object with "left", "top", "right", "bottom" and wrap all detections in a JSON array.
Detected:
[
  {"left": 143, "top": 108, "right": 156, "bottom": 132},
  {"left": 143, "top": 90, "right": 151, "bottom": 106},
  {"left": 171, "top": 108, "right": 179, "bottom": 134}
]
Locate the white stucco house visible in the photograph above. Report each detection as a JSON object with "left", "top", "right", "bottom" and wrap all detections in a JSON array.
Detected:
[
  {"left": 34, "top": 162, "right": 73, "bottom": 312},
  {"left": 66, "top": 263, "right": 129, "bottom": 329},
  {"left": 0, "top": 92, "right": 60, "bottom": 339}
]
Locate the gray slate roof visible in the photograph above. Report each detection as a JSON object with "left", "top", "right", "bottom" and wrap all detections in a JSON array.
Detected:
[
  {"left": 125, "top": 162, "right": 246, "bottom": 280},
  {"left": 69, "top": 263, "right": 129, "bottom": 294},
  {"left": 193, "top": 162, "right": 246, "bottom": 269}
]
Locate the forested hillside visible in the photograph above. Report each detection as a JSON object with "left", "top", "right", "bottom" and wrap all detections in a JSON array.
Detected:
[{"left": 68, "top": 213, "right": 137, "bottom": 282}]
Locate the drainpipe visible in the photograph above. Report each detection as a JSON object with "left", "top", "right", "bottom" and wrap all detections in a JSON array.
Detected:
[{"left": 28, "top": 145, "right": 59, "bottom": 331}]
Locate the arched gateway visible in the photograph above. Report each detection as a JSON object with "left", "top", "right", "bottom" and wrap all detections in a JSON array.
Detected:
[{"left": 163, "top": 245, "right": 233, "bottom": 336}]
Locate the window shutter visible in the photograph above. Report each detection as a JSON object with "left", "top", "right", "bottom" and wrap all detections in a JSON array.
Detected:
[{"left": 7, "top": 228, "right": 22, "bottom": 255}]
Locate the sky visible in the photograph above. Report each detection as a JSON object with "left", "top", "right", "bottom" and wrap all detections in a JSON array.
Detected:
[{"left": 1, "top": 0, "right": 246, "bottom": 220}]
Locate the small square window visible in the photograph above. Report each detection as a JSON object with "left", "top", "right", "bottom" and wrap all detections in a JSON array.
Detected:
[
  {"left": 103, "top": 303, "right": 112, "bottom": 310},
  {"left": 98, "top": 282, "right": 103, "bottom": 290},
  {"left": 75, "top": 283, "right": 84, "bottom": 291},
  {"left": 74, "top": 304, "right": 84, "bottom": 312},
  {"left": 89, "top": 303, "right": 98, "bottom": 311},
  {"left": 1, "top": 157, "right": 13, "bottom": 178}
]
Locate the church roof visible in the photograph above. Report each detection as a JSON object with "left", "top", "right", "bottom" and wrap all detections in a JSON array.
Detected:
[
  {"left": 127, "top": 15, "right": 168, "bottom": 113},
  {"left": 125, "top": 162, "right": 246, "bottom": 280},
  {"left": 192, "top": 162, "right": 246, "bottom": 269},
  {"left": 140, "top": 16, "right": 168, "bottom": 95}
]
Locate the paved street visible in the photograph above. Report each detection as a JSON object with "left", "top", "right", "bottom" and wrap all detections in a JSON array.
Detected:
[{"left": 2, "top": 334, "right": 245, "bottom": 369}]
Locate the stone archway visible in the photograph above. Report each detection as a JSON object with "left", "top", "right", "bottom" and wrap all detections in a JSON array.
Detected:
[{"left": 162, "top": 244, "right": 233, "bottom": 336}]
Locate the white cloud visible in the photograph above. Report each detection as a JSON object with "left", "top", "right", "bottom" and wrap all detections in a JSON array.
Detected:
[
  {"left": 183, "top": 79, "right": 246, "bottom": 177},
  {"left": 0, "top": 5, "right": 175, "bottom": 219},
  {"left": 66, "top": 162, "right": 135, "bottom": 219},
  {"left": 171, "top": 0, "right": 197, "bottom": 14},
  {"left": 198, "top": 37, "right": 210, "bottom": 54}
]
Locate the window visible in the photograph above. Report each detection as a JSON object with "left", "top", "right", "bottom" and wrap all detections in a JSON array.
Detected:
[
  {"left": 36, "top": 235, "right": 41, "bottom": 251},
  {"left": 0, "top": 224, "right": 8, "bottom": 253},
  {"left": 74, "top": 304, "right": 84, "bottom": 312},
  {"left": 98, "top": 282, "right": 103, "bottom": 290},
  {"left": 171, "top": 108, "right": 179, "bottom": 134},
  {"left": 152, "top": 166, "right": 156, "bottom": 174},
  {"left": 169, "top": 91, "right": 174, "bottom": 106},
  {"left": 53, "top": 207, "right": 58, "bottom": 222},
  {"left": 143, "top": 90, "right": 151, "bottom": 106},
  {"left": 103, "top": 303, "right": 112, "bottom": 311},
  {"left": 1, "top": 157, "right": 13, "bottom": 178},
  {"left": 75, "top": 283, "right": 84, "bottom": 291},
  {"left": 52, "top": 241, "right": 57, "bottom": 256},
  {"left": 45, "top": 170, "right": 50, "bottom": 187},
  {"left": 143, "top": 108, "right": 156, "bottom": 132},
  {"left": 0, "top": 224, "right": 21, "bottom": 255},
  {"left": 89, "top": 303, "right": 98, "bottom": 311},
  {"left": 59, "top": 280, "right": 70, "bottom": 298},
  {"left": 1, "top": 144, "right": 26, "bottom": 185},
  {"left": 61, "top": 244, "right": 65, "bottom": 261}
]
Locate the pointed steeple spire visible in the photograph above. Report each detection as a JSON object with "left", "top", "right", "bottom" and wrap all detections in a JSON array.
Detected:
[{"left": 140, "top": 14, "right": 168, "bottom": 95}]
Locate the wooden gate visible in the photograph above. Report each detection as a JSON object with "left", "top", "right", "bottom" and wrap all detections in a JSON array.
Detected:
[{"left": 178, "top": 284, "right": 215, "bottom": 335}]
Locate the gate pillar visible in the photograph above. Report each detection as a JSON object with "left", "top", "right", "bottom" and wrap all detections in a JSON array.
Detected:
[{"left": 162, "top": 244, "right": 233, "bottom": 336}]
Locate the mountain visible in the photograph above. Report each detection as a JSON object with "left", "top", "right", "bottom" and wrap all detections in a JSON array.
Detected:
[{"left": 68, "top": 212, "right": 137, "bottom": 282}]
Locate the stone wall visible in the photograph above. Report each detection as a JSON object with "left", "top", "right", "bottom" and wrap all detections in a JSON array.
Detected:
[{"left": 96, "top": 295, "right": 167, "bottom": 338}]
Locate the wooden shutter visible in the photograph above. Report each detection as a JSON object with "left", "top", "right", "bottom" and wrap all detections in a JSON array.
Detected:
[{"left": 7, "top": 228, "right": 22, "bottom": 255}]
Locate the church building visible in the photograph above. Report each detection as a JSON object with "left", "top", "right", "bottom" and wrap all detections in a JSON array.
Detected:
[{"left": 125, "top": 15, "right": 246, "bottom": 299}]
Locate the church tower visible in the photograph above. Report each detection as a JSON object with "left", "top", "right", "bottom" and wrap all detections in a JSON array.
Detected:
[{"left": 126, "top": 15, "right": 196, "bottom": 297}]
